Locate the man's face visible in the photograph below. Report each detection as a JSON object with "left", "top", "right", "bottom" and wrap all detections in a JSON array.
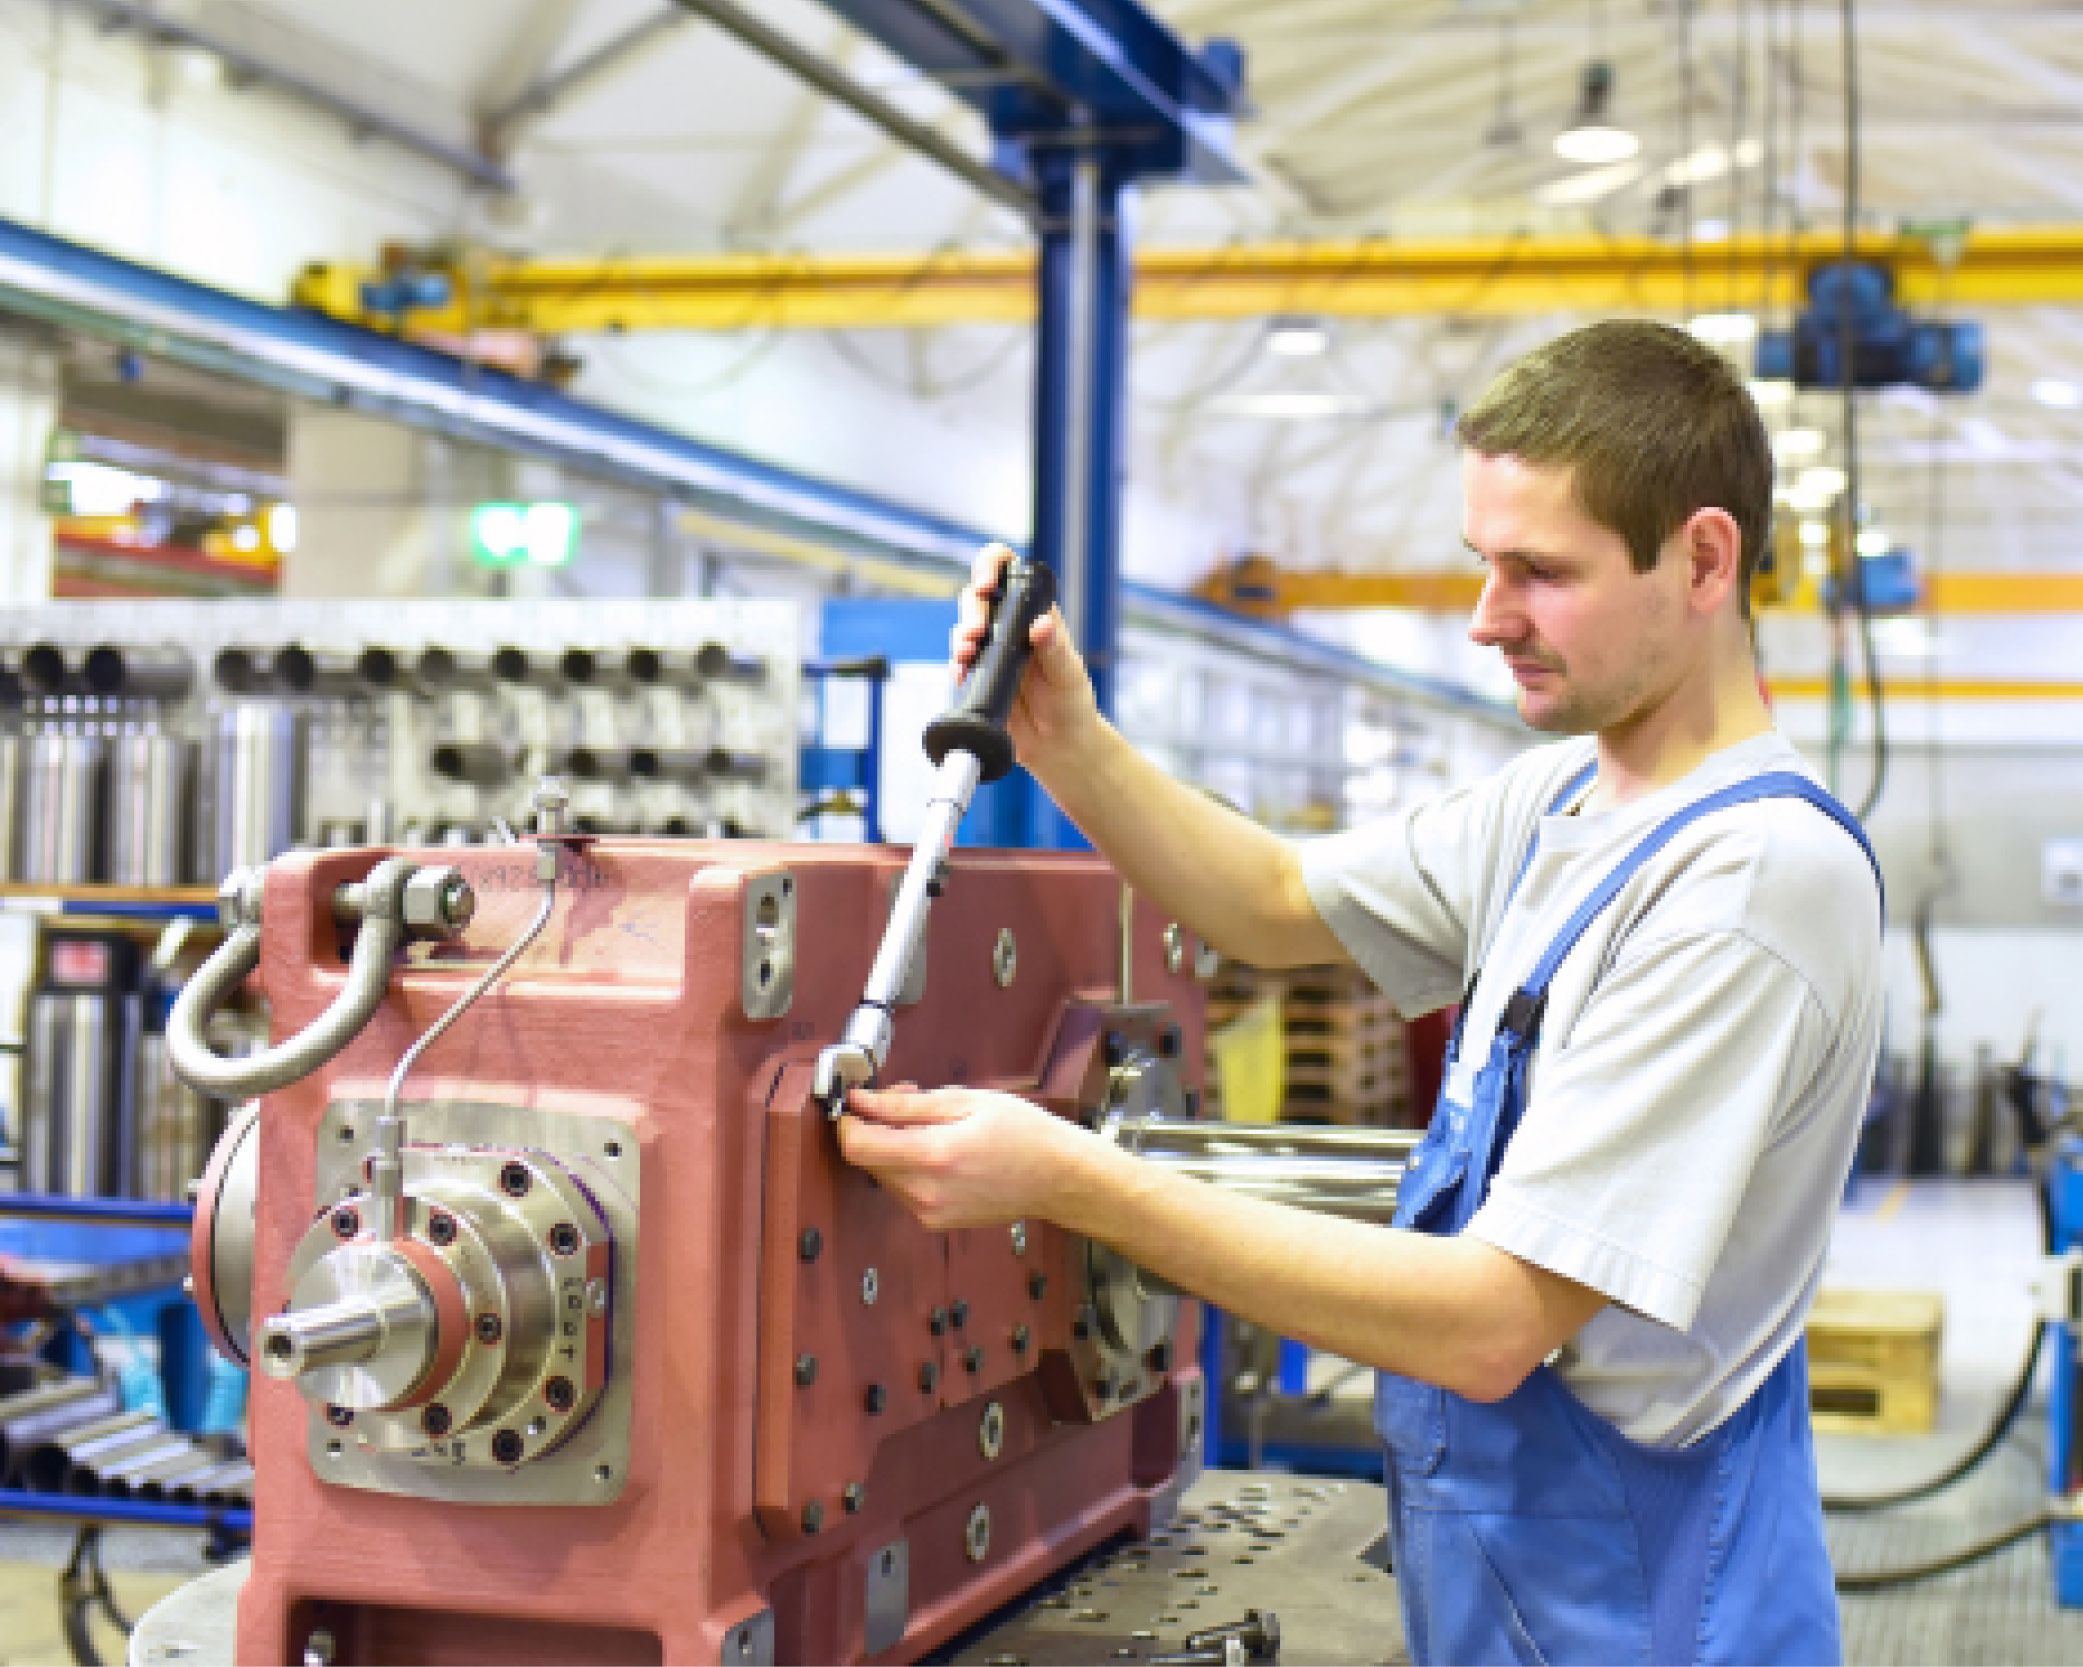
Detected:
[{"left": 1461, "top": 451, "right": 1691, "bottom": 736}]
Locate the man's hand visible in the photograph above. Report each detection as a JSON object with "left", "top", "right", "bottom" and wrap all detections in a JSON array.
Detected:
[
  {"left": 951, "top": 543, "right": 1099, "bottom": 778},
  {"left": 838, "top": 1083, "right": 1089, "bottom": 1230}
]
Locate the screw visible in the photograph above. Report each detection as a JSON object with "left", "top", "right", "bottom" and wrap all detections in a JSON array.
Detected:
[
  {"left": 1012, "top": 1325, "right": 1031, "bottom": 1355},
  {"left": 491, "top": 1429, "right": 524, "bottom": 1465},
  {"left": 498, "top": 1161, "right": 531, "bottom": 1198},
  {"left": 329, "top": 1205, "right": 359, "bottom": 1239},
  {"left": 1160, "top": 1025, "right": 1183, "bottom": 1059},
  {"left": 864, "top": 1383, "right": 887, "bottom": 1415},
  {"left": 475, "top": 1313, "right": 503, "bottom": 1345},
  {"left": 929, "top": 1306, "right": 948, "bottom": 1337},
  {"left": 964, "top": 1345, "right": 985, "bottom": 1375},
  {"left": 1011, "top": 1221, "right": 1028, "bottom": 1255},
  {"left": 919, "top": 1362, "right": 940, "bottom": 1394},
  {"left": 950, "top": 1300, "right": 969, "bottom": 1329},
  {"left": 799, "top": 1226, "right": 823, "bottom": 1262},
  {"left": 802, "top": 1501, "right": 824, "bottom": 1535},
  {"left": 324, "top": 1404, "right": 353, "bottom": 1428},
  {"left": 1152, "top": 1339, "right": 1173, "bottom": 1373},
  {"left": 794, "top": 1354, "right": 818, "bottom": 1387},
  {"left": 544, "top": 1376, "right": 576, "bottom": 1413},
  {"left": 842, "top": 1482, "right": 866, "bottom": 1515},
  {"left": 1028, "top": 1271, "right": 1048, "bottom": 1301},
  {"left": 548, "top": 1222, "right": 580, "bottom": 1256},
  {"left": 1184, "top": 1610, "right": 1281, "bottom": 1660},
  {"left": 426, "top": 1211, "right": 457, "bottom": 1247},
  {"left": 861, "top": 1267, "right": 879, "bottom": 1306},
  {"left": 422, "top": 1403, "right": 452, "bottom": 1437}
]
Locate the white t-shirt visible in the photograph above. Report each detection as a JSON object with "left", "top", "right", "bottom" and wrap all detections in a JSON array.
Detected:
[{"left": 1300, "top": 731, "right": 1885, "bottom": 1445}]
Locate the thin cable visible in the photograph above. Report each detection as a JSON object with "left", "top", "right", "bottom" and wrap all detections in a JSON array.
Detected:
[{"left": 1835, "top": 1509, "right": 2052, "bottom": 1592}]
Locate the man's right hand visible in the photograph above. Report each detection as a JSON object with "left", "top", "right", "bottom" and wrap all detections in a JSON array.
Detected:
[{"left": 950, "top": 542, "right": 1099, "bottom": 778}]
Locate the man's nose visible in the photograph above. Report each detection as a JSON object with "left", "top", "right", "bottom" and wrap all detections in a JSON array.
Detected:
[{"left": 1468, "top": 570, "right": 1521, "bottom": 647}]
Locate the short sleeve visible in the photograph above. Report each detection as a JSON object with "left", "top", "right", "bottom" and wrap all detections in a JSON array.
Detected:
[
  {"left": 1466, "top": 927, "right": 1829, "bottom": 1331},
  {"left": 1299, "top": 778, "right": 1496, "bottom": 1017}
]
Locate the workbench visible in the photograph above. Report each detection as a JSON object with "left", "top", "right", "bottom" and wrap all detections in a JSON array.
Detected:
[{"left": 129, "top": 1472, "right": 1405, "bottom": 1666}]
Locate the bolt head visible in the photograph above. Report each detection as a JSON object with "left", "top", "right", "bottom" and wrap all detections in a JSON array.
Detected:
[
  {"left": 794, "top": 1353, "right": 818, "bottom": 1387},
  {"left": 1028, "top": 1271, "right": 1048, "bottom": 1301},
  {"left": 475, "top": 1313, "right": 504, "bottom": 1345},
  {"left": 929, "top": 1306, "right": 948, "bottom": 1337},
  {"left": 548, "top": 1222, "right": 580, "bottom": 1256},
  {"left": 544, "top": 1376, "right": 576, "bottom": 1413},
  {"left": 918, "top": 1362, "right": 940, "bottom": 1394},
  {"left": 950, "top": 1300, "right": 969, "bottom": 1329},
  {"left": 499, "top": 1162, "right": 532, "bottom": 1198},
  {"left": 324, "top": 1404, "right": 353, "bottom": 1428},
  {"left": 491, "top": 1429, "right": 524, "bottom": 1465},
  {"left": 421, "top": 1403, "right": 452, "bottom": 1437},
  {"left": 801, "top": 1501, "right": 824, "bottom": 1535},
  {"left": 798, "top": 1226, "right": 823, "bottom": 1263},
  {"left": 864, "top": 1383, "right": 888, "bottom": 1415},
  {"left": 964, "top": 1345, "right": 985, "bottom": 1374},
  {"left": 329, "top": 1205, "right": 359, "bottom": 1240},
  {"left": 1012, "top": 1325, "right": 1031, "bottom": 1354},
  {"left": 426, "top": 1211, "right": 457, "bottom": 1246},
  {"left": 842, "top": 1482, "right": 866, "bottom": 1514}
]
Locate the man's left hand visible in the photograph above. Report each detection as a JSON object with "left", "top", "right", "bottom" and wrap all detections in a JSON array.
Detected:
[{"left": 838, "top": 1085, "right": 1086, "bottom": 1230}]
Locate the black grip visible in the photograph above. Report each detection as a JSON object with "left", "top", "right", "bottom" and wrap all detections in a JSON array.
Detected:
[{"left": 923, "top": 558, "right": 1057, "bottom": 783}]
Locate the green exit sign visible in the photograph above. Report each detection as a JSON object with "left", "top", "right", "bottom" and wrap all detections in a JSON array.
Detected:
[{"left": 471, "top": 501, "right": 579, "bottom": 568}]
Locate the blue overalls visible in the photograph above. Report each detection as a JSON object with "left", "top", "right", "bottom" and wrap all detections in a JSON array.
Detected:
[{"left": 1381, "top": 767, "right": 1881, "bottom": 1666}]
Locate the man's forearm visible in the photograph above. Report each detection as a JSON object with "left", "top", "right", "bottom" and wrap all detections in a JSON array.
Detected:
[
  {"left": 1031, "top": 719, "right": 1343, "bottom": 969},
  {"left": 1047, "top": 1127, "right": 1573, "bottom": 1403}
]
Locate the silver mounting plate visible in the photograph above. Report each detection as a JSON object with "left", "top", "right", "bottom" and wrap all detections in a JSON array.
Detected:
[
  {"left": 308, "top": 1099, "right": 640, "bottom": 1505},
  {"left": 742, "top": 869, "right": 796, "bottom": 1021}
]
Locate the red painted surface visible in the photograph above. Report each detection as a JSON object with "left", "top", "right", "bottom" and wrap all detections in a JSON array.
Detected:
[{"left": 231, "top": 840, "right": 1206, "bottom": 1665}]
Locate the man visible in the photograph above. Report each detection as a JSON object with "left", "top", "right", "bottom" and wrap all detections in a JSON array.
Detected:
[{"left": 839, "top": 319, "right": 1884, "bottom": 1665}]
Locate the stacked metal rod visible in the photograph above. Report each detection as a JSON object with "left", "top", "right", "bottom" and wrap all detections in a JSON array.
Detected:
[
  {"left": 1108, "top": 1118, "right": 1418, "bottom": 1224},
  {"left": 0, "top": 1375, "right": 250, "bottom": 1506}
]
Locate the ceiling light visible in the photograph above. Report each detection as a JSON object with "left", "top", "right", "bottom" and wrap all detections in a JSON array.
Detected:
[
  {"left": 1264, "top": 317, "right": 1329, "bottom": 359},
  {"left": 1689, "top": 312, "right": 1757, "bottom": 346},
  {"left": 1856, "top": 527, "right": 1892, "bottom": 558},
  {"left": 1787, "top": 485, "right": 1836, "bottom": 515},
  {"left": 1748, "top": 379, "right": 1794, "bottom": 408},
  {"left": 1206, "top": 391, "right": 1374, "bottom": 421},
  {"left": 2031, "top": 377, "right": 2083, "bottom": 410},
  {"left": 1532, "top": 158, "right": 1644, "bottom": 206},
  {"left": 1796, "top": 465, "right": 1848, "bottom": 498},
  {"left": 1798, "top": 520, "right": 1830, "bottom": 549},
  {"left": 1773, "top": 427, "right": 1827, "bottom": 460},
  {"left": 1554, "top": 61, "right": 1639, "bottom": 164}
]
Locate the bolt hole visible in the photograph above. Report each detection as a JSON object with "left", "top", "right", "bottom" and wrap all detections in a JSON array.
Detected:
[
  {"left": 755, "top": 893, "right": 781, "bottom": 930},
  {"left": 265, "top": 1334, "right": 293, "bottom": 1363},
  {"left": 337, "top": 1125, "right": 355, "bottom": 1142},
  {"left": 603, "top": 1140, "right": 622, "bottom": 1159},
  {"left": 595, "top": 1464, "right": 613, "bottom": 1483},
  {"left": 759, "top": 959, "right": 772, "bottom": 987},
  {"left": 324, "top": 1439, "right": 342, "bottom": 1458},
  {"left": 882, "top": 1549, "right": 895, "bottom": 1575}
]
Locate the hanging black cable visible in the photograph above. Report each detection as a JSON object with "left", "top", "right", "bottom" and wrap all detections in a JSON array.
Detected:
[
  {"left": 1836, "top": 0, "right": 1889, "bottom": 819},
  {"left": 1836, "top": 1507, "right": 2053, "bottom": 1592}
]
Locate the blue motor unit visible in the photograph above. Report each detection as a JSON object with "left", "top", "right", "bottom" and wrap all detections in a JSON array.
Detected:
[{"left": 1755, "top": 261, "right": 1983, "bottom": 393}]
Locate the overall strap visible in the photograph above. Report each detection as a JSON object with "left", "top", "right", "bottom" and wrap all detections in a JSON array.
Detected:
[
  {"left": 1447, "top": 757, "right": 1598, "bottom": 1057},
  {"left": 1494, "top": 770, "right": 1883, "bottom": 1045}
]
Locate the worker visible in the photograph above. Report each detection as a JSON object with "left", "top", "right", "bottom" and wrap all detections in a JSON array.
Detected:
[{"left": 839, "top": 318, "right": 1884, "bottom": 1666}]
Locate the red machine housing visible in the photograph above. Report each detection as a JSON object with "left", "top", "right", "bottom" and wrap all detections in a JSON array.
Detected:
[{"left": 227, "top": 838, "right": 1206, "bottom": 1665}]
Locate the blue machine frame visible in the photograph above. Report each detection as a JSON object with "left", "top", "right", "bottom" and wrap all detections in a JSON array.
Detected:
[{"left": 2053, "top": 1136, "right": 2083, "bottom": 1606}]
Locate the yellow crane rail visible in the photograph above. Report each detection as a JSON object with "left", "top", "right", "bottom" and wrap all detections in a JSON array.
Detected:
[{"left": 295, "top": 227, "right": 2083, "bottom": 335}]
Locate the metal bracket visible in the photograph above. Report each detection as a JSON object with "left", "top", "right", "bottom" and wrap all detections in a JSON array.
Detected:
[
  {"left": 863, "top": 1538, "right": 910, "bottom": 1656},
  {"left": 720, "top": 1607, "right": 775, "bottom": 1666},
  {"left": 741, "top": 870, "right": 796, "bottom": 1021},
  {"left": 2037, "top": 1249, "right": 2083, "bottom": 1324}
]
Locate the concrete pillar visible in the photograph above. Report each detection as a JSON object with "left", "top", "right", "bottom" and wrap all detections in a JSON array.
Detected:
[{"left": 0, "top": 334, "right": 58, "bottom": 605}]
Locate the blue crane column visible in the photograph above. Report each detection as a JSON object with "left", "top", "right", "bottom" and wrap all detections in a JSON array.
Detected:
[{"left": 1021, "top": 145, "right": 1133, "bottom": 850}]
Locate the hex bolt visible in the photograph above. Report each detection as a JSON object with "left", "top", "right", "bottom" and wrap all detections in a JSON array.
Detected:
[
  {"left": 1028, "top": 1271, "right": 1048, "bottom": 1301},
  {"left": 928, "top": 1306, "right": 949, "bottom": 1337},
  {"left": 964, "top": 1345, "right": 985, "bottom": 1375},
  {"left": 1011, "top": 1221, "right": 1028, "bottom": 1255},
  {"left": 802, "top": 1501, "right": 824, "bottom": 1535},
  {"left": 919, "top": 1362, "right": 940, "bottom": 1394},
  {"left": 950, "top": 1300, "right": 969, "bottom": 1329},
  {"left": 864, "top": 1383, "right": 888, "bottom": 1415},
  {"left": 799, "top": 1226, "right": 823, "bottom": 1262},
  {"left": 548, "top": 1222, "right": 580, "bottom": 1257},
  {"left": 842, "top": 1482, "right": 867, "bottom": 1515},
  {"left": 329, "top": 1205, "right": 359, "bottom": 1240},
  {"left": 324, "top": 1404, "right": 354, "bottom": 1429},
  {"left": 498, "top": 1161, "right": 532, "bottom": 1198},
  {"left": 422, "top": 1403, "right": 453, "bottom": 1438},
  {"left": 1012, "top": 1325, "right": 1031, "bottom": 1355},
  {"left": 543, "top": 1376, "right": 576, "bottom": 1413},
  {"left": 491, "top": 1429, "right": 524, "bottom": 1465},
  {"left": 426, "top": 1211, "right": 457, "bottom": 1247},
  {"left": 475, "top": 1312, "right": 504, "bottom": 1346},
  {"left": 794, "top": 1354, "right": 818, "bottom": 1387},
  {"left": 1184, "top": 1610, "right": 1281, "bottom": 1660}
]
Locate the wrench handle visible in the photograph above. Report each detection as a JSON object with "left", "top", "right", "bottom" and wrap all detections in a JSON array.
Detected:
[{"left": 923, "top": 557, "right": 1057, "bottom": 784}]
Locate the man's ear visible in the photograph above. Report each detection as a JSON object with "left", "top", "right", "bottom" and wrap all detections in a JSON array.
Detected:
[{"left": 1683, "top": 508, "right": 1744, "bottom": 614}]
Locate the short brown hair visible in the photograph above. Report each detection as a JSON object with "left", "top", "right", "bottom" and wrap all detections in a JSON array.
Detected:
[{"left": 1456, "top": 320, "right": 1773, "bottom": 618}]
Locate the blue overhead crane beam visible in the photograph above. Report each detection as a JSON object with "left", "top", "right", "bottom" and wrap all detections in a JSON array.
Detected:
[{"left": 820, "top": 0, "right": 1247, "bottom": 185}]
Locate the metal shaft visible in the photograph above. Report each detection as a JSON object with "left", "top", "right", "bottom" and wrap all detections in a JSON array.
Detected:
[
  {"left": 1109, "top": 1115, "right": 1418, "bottom": 1226},
  {"left": 255, "top": 1286, "right": 433, "bottom": 1380}
]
